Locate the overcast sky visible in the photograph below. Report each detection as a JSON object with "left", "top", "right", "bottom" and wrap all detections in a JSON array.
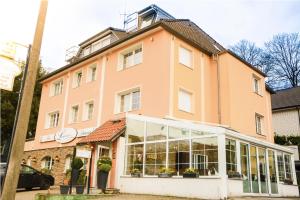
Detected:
[{"left": 1, "top": 0, "right": 299, "bottom": 71}]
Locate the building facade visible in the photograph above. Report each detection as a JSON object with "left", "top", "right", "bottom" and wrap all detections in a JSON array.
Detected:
[{"left": 23, "top": 4, "right": 298, "bottom": 198}]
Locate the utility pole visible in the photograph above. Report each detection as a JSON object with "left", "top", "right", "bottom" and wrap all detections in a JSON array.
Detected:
[{"left": 1, "top": 0, "right": 48, "bottom": 199}]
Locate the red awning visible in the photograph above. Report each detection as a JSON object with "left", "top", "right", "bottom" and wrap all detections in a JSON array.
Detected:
[{"left": 78, "top": 118, "right": 125, "bottom": 144}]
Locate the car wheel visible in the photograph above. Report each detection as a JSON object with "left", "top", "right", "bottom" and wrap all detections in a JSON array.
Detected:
[
  {"left": 40, "top": 179, "right": 50, "bottom": 190},
  {"left": 25, "top": 187, "right": 32, "bottom": 191}
]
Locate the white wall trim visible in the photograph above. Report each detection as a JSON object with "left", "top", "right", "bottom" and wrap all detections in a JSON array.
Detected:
[
  {"left": 61, "top": 72, "right": 70, "bottom": 128},
  {"left": 97, "top": 56, "right": 107, "bottom": 127}
]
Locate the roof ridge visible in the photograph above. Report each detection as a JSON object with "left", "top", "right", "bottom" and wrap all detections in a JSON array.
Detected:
[{"left": 275, "top": 85, "right": 300, "bottom": 92}]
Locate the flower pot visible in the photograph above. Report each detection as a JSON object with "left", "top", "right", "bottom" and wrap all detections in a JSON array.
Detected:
[
  {"left": 130, "top": 173, "right": 142, "bottom": 177},
  {"left": 183, "top": 173, "right": 199, "bottom": 178},
  {"left": 75, "top": 185, "right": 85, "bottom": 194},
  {"left": 71, "top": 169, "right": 80, "bottom": 185},
  {"left": 60, "top": 185, "right": 70, "bottom": 194},
  {"left": 158, "top": 173, "right": 173, "bottom": 178},
  {"left": 97, "top": 170, "right": 109, "bottom": 191}
]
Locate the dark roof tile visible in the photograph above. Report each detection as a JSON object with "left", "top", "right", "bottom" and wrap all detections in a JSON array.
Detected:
[{"left": 271, "top": 86, "right": 300, "bottom": 110}]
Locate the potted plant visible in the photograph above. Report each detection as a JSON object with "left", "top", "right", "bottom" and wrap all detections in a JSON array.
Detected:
[
  {"left": 71, "top": 157, "right": 83, "bottom": 185},
  {"left": 227, "top": 170, "right": 242, "bottom": 179},
  {"left": 183, "top": 168, "right": 199, "bottom": 178},
  {"left": 130, "top": 168, "right": 142, "bottom": 177},
  {"left": 75, "top": 170, "right": 86, "bottom": 194},
  {"left": 284, "top": 178, "right": 293, "bottom": 185},
  {"left": 158, "top": 168, "right": 174, "bottom": 178},
  {"left": 97, "top": 156, "right": 112, "bottom": 193},
  {"left": 60, "top": 169, "right": 71, "bottom": 194}
]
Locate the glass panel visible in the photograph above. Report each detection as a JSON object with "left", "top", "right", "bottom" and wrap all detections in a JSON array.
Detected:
[
  {"left": 277, "top": 153, "right": 285, "bottom": 181},
  {"left": 258, "top": 148, "right": 268, "bottom": 193},
  {"left": 145, "top": 142, "right": 166, "bottom": 175},
  {"left": 146, "top": 122, "right": 167, "bottom": 141},
  {"left": 284, "top": 154, "right": 292, "bottom": 181},
  {"left": 250, "top": 146, "right": 259, "bottom": 193},
  {"left": 168, "top": 140, "right": 190, "bottom": 175},
  {"left": 192, "top": 137, "right": 218, "bottom": 176},
  {"left": 226, "top": 139, "right": 237, "bottom": 174},
  {"left": 125, "top": 144, "right": 143, "bottom": 175},
  {"left": 240, "top": 143, "right": 251, "bottom": 193},
  {"left": 127, "top": 119, "right": 144, "bottom": 143},
  {"left": 132, "top": 91, "right": 140, "bottom": 110},
  {"left": 268, "top": 150, "right": 278, "bottom": 194},
  {"left": 169, "top": 127, "right": 189, "bottom": 139},
  {"left": 191, "top": 130, "right": 211, "bottom": 137}
]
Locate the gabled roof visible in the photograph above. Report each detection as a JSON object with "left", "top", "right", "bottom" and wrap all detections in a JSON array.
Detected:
[
  {"left": 271, "top": 86, "right": 300, "bottom": 110},
  {"left": 78, "top": 118, "right": 125, "bottom": 144}
]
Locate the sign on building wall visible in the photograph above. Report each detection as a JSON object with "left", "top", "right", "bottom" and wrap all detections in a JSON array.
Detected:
[
  {"left": 55, "top": 128, "right": 77, "bottom": 143},
  {"left": 76, "top": 148, "right": 92, "bottom": 159}
]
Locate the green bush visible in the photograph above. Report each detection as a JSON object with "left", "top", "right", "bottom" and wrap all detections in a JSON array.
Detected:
[
  {"left": 77, "top": 170, "right": 86, "bottom": 185},
  {"left": 183, "top": 168, "right": 198, "bottom": 175},
  {"left": 71, "top": 157, "right": 83, "bottom": 170},
  {"left": 98, "top": 163, "right": 112, "bottom": 172},
  {"left": 130, "top": 168, "right": 141, "bottom": 174},
  {"left": 274, "top": 134, "right": 300, "bottom": 146},
  {"left": 159, "top": 167, "right": 174, "bottom": 174}
]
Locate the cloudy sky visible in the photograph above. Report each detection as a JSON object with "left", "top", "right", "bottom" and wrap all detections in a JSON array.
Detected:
[{"left": 1, "top": 0, "right": 299, "bottom": 71}]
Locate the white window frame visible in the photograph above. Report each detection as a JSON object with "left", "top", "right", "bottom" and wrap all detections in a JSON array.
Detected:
[
  {"left": 178, "top": 89, "right": 193, "bottom": 113},
  {"left": 86, "top": 64, "right": 97, "bottom": 82},
  {"left": 50, "top": 79, "right": 63, "bottom": 96},
  {"left": 91, "top": 35, "right": 111, "bottom": 53},
  {"left": 115, "top": 88, "right": 141, "bottom": 113},
  {"left": 72, "top": 70, "right": 83, "bottom": 88},
  {"left": 82, "top": 100, "right": 94, "bottom": 121},
  {"left": 117, "top": 43, "right": 143, "bottom": 71},
  {"left": 41, "top": 156, "right": 54, "bottom": 170},
  {"left": 255, "top": 113, "right": 264, "bottom": 135},
  {"left": 179, "top": 46, "right": 193, "bottom": 68},
  {"left": 69, "top": 104, "right": 79, "bottom": 123},
  {"left": 253, "top": 75, "right": 262, "bottom": 95},
  {"left": 46, "top": 111, "right": 59, "bottom": 129}
]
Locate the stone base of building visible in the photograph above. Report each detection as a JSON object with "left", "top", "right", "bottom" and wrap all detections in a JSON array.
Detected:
[{"left": 23, "top": 146, "right": 74, "bottom": 185}]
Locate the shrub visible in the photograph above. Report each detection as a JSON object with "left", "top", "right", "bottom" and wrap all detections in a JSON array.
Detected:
[
  {"left": 159, "top": 167, "right": 174, "bottom": 174},
  {"left": 97, "top": 156, "right": 112, "bottom": 170},
  {"left": 183, "top": 168, "right": 198, "bottom": 175},
  {"left": 99, "top": 163, "right": 112, "bottom": 172},
  {"left": 71, "top": 157, "right": 83, "bottom": 170},
  {"left": 130, "top": 168, "right": 141, "bottom": 174},
  {"left": 77, "top": 170, "right": 86, "bottom": 185}
]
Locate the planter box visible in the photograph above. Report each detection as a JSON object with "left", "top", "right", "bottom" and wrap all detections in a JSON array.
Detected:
[
  {"left": 59, "top": 185, "right": 70, "bottom": 194},
  {"left": 130, "top": 173, "right": 142, "bottom": 177},
  {"left": 75, "top": 185, "right": 85, "bottom": 194},
  {"left": 158, "top": 173, "right": 173, "bottom": 178},
  {"left": 183, "top": 173, "right": 199, "bottom": 178}
]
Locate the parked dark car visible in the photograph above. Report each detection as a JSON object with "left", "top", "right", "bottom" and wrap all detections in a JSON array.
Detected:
[{"left": 0, "top": 164, "right": 54, "bottom": 190}]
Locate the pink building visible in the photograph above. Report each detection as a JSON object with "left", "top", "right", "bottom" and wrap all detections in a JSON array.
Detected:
[{"left": 23, "top": 5, "right": 298, "bottom": 199}]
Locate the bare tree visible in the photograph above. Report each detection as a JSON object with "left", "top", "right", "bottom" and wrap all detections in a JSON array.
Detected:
[
  {"left": 264, "top": 33, "right": 300, "bottom": 88},
  {"left": 229, "top": 40, "right": 263, "bottom": 68}
]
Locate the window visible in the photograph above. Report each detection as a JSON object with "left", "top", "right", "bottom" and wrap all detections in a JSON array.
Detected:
[
  {"left": 73, "top": 71, "right": 82, "bottom": 88},
  {"left": 240, "top": 143, "right": 251, "bottom": 193},
  {"left": 255, "top": 114, "right": 263, "bottom": 135},
  {"left": 277, "top": 153, "right": 285, "bottom": 181},
  {"left": 64, "top": 155, "right": 72, "bottom": 172},
  {"left": 87, "top": 65, "right": 97, "bottom": 82},
  {"left": 253, "top": 76, "right": 261, "bottom": 95},
  {"left": 226, "top": 139, "right": 237, "bottom": 173},
  {"left": 140, "top": 15, "right": 154, "bottom": 29},
  {"left": 250, "top": 146, "right": 259, "bottom": 193},
  {"left": 277, "top": 152, "right": 293, "bottom": 182},
  {"left": 178, "top": 89, "right": 192, "bottom": 113},
  {"left": 83, "top": 46, "right": 91, "bottom": 57},
  {"left": 70, "top": 105, "right": 79, "bottom": 123},
  {"left": 179, "top": 46, "right": 192, "bottom": 68},
  {"left": 125, "top": 144, "right": 144, "bottom": 175},
  {"left": 48, "top": 111, "right": 59, "bottom": 128},
  {"left": 284, "top": 154, "right": 293, "bottom": 181},
  {"left": 50, "top": 80, "right": 63, "bottom": 96},
  {"left": 169, "top": 140, "right": 190, "bottom": 175},
  {"left": 145, "top": 142, "right": 166, "bottom": 175},
  {"left": 41, "top": 156, "right": 54, "bottom": 170},
  {"left": 127, "top": 118, "right": 145, "bottom": 143},
  {"left": 258, "top": 148, "right": 268, "bottom": 193},
  {"left": 118, "top": 89, "right": 140, "bottom": 113},
  {"left": 268, "top": 150, "right": 278, "bottom": 194},
  {"left": 146, "top": 122, "right": 167, "bottom": 141},
  {"left": 119, "top": 45, "right": 142, "bottom": 70},
  {"left": 83, "top": 101, "right": 94, "bottom": 120},
  {"left": 91, "top": 35, "right": 111, "bottom": 53}
]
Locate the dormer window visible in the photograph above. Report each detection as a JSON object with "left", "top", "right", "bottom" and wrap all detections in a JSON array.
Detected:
[
  {"left": 91, "top": 35, "right": 111, "bottom": 53},
  {"left": 140, "top": 14, "right": 154, "bottom": 29}
]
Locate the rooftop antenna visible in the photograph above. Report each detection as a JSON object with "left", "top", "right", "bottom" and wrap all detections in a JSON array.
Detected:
[{"left": 120, "top": 0, "right": 127, "bottom": 29}]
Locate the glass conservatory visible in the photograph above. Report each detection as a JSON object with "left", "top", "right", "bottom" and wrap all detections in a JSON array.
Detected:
[{"left": 118, "top": 114, "right": 298, "bottom": 199}]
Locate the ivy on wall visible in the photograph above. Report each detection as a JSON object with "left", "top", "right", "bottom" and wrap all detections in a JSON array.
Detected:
[{"left": 274, "top": 134, "right": 300, "bottom": 146}]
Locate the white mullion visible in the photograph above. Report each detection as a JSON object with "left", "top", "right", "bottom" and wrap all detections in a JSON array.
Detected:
[
  {"left": 236, "top": 140, "right": 241, "bottom": 174},
  {"left": 166, "top": 125, "right": 169, "bottom": 169}
]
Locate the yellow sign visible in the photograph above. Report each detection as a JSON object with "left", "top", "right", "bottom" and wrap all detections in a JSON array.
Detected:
[{"left": 0, "top": 41, "right": 17, "bottom": 60}]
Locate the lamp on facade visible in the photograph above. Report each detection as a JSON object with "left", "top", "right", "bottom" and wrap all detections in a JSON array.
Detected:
[
  {"left": 55, "top": 155, "right": 60, "bottom": 162},
  {"left": 32, "top": 157, "right": 37, "bottom": 162}
]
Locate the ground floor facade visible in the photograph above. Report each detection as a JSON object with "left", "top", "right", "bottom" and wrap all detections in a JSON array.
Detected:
[{"left": 23, "top": 114, "right": 299, "bottom": 199}]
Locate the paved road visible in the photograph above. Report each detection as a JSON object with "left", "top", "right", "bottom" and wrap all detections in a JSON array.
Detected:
[{"left": 15, "top": 189, "right": 300, "bottom": 200}]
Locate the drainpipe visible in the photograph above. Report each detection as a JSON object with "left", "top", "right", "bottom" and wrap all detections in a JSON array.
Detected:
[
  {"left": 214, "top": 53, "right": 222, "bottom": 125},
  {"left": 297, "top": 106, "right": 300, "bottom": 135}
]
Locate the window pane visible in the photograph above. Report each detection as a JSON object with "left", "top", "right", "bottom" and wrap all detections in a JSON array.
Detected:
[
  {"left": 240, "top": 143, "right": 251, "bottom": 193},
  {"left": 277, "top": 153, "right": 285, "bottom": 181},
  {"left": 146, "top": 122, "right": 167, "bottom": 141},
  {"left": 192, "top": 137, "right": 218, "bottom": 176},
  {"left": 250, "top": 146, "right": 259, "bottom": 193},
  {"left": 127, "top": 119, "right": 144, "bottom": 143},
  {"left": 125, "top": 144, "right": 143, "bottom": 175},
  {"left": 169, "top": 126, "right": 189, "bottom": 139},
  {"left": 168, "top": 140, "right": 190, "bottom": 175},
  {"left": 145, "top": 142, "right": 166, "bottom": 175},
  {"left": 179, "top": 47, "right": 192, "bottom": 67},
  {"left": 268, "top": 150, "right": 278, "bottom": 194},
  {"left": 191, "top": 130, "right": 211, "bottom": 137},
  {"left": 132, "top": 91, "right": 140, "bottom": 110},
  {"left": 226, "top": 139, "right": 237, "bottom": 174},
  {"left": 284, "top": 154, "right": 292, "bottom": 181},
  {"left": 258, "top": 148, "right": 268, "bottom": 194},
  {"left": 178, "top": 90, "right": 192, "bottom": 112},
  {"left": 134, "top": 47, "right": 142, "bottom": 65},
  {"left": 124, "top": 52, "right": 133, "bottom": 68}
]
